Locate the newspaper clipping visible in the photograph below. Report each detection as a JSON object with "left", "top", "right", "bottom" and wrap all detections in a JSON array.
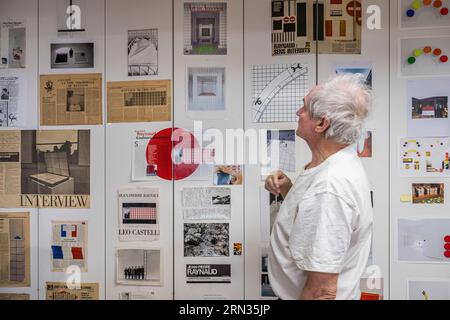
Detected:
[
  {"left": 186, "top": 264, "right": 231, "bottom": 283},
  {"left": 118, "top": 187, "right": 160, "bottom": 242},
  {"left": 107, "top": 80, "right": 171, "bottom": 123},
  {"left": 0, "top": 73, "right": 24, "bottom": 127},
  {"left": 0, "top": 212, "right": 30, "bottom": 287},
  {"left": 40, "top": 73, "right": 102, "bottom": 125},
  {"left": 0, "top": 20, "right": 26, "bottom": 68},
  {"left": 0, "top": 293, "right": 30, "bottom": 300},
  {"left": 51, "top": 221, "right": 87, "bottom": 272},
  {"left": 46, "top": 282, "right": 99, "bottom": 300},
  {"left": 0, "top": 130, "right": 91, "bottom": 209},
  {"left": 182, "top": 187, "right": 231, "bottom": 220}
]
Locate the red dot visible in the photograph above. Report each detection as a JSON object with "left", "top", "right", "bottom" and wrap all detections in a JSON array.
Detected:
[
  {"left": 441, "top": 7, "right": 449, "bottom": 15},
  {"left": 445, "top": 243, "right": 450, "bottom": 250},
  {"left": 441, "top": 55, "right": 449, "bottom": 63},
  {"left": 434, "top": 0, "right": 443, "bottom": 8},
  {"left": 445, "top": 251, "right": 450, "bottom": 258},
  {"left": 434, "top": 48, "right": 442, "bottom": 56},
  {"left": 445, "top": 235, "right": 450, "bottom": 242}
]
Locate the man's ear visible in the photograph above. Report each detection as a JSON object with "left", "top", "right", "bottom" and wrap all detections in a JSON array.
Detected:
[{"left": 314, "top": 117, "right": 330, "bottom": 134}]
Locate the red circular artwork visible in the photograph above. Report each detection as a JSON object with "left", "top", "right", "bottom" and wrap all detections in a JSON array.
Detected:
[
  {"left": 346, "top": 1, "right": 362, "bottom": 25},
  {"left": 146, "top": 127, "right": 200, "bottom": 181},
  {"left": 444, "top": 251, "right": 450, "bottom": 258},
  {"left": 445, "top": 235, "right": 450, "bottom": 242},
  {"left": 440, "top": 55, "right": 448, "bottom": 63}
]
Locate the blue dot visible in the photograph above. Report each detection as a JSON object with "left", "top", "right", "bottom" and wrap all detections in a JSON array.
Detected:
[{"left": 406, "top": 9, "right": 415, "bottom": 17}]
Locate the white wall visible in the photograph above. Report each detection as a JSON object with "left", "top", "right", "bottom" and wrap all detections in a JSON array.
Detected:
[{"left": 1, "top": 0, "right": 446, "bottom": 300}]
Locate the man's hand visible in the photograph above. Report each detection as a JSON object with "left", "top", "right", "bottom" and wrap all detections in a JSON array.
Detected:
[
  {"left": 299, "top": 271, "right": 338, "bottom": 300},
  {"left": 264, "top": 170, "right": 293, "bottom": 198}
]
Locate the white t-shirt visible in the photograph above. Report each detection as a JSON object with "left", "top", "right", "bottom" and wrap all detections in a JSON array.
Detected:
[{"left": 268, "top": 145, "right": 373, "bottom": 300}]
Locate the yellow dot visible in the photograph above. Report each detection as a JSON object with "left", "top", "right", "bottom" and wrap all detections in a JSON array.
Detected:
[
  {"left": 412, "top": 0, "right": 422, "bottom": 9},
  {"left": 414, "top": 49, "right": 423, "bottom": 57}
]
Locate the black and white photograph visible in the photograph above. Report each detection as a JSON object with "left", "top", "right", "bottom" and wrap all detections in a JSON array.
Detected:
[
  {"left": 128, "top": 29, "right": 158, "bottom": 76},
  {"left": 184, "top": 223, "right": 229, "bottom": 257},
  {"left": 20, "top": 130, "right": 90, "bottom": 197},
  {"left": 116, "top": 248, "right": 162, "bottom": 286},
  {"left": 66, "top": 88, "right": 85, "bottom": 112},
  {"left": 50, "top": 43, "right": 94, "bottom": 69},
  {"left": 188, "top": 67, "right": 225, "bottom": 111}
]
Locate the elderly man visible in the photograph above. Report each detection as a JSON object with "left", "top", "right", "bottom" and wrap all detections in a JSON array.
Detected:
[{"left": 265, "top": 74, "right": 373, "bottom": 300}]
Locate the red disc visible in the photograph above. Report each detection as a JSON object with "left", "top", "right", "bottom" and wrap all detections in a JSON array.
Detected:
[
  {"left": 445, "top": 235, "right": 450, "bottom": 242},
  {"left": 146, "top": 127, "right": 200, "bottom": 181},
  {"left": 445, "top": 243, "right": 450, "bottom": 250},
  {"left": 434, "top": 0, "right": 443, "bottom": 8},
  {"left": 434, "top": 48, "right": 442, "bottom": 56},
  {"left": 441, "top": 7, "right": 449, "bottom": 15},
  {"left": 444, "top": 251, "right": 450, "bottom": 258},
  {"left": 441, "top": 55, "right": 449, "bottom": 63}
]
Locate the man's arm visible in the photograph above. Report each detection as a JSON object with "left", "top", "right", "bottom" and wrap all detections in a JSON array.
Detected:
[{"left": 299, "top": 271, "right": 339, "bottom": 300}]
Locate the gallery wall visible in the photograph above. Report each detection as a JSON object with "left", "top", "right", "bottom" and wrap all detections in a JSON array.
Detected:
[{"left": 0, "top": 0, "right": 449, "bottom": 300}]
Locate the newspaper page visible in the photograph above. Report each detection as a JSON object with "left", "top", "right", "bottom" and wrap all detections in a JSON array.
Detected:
[
  {"left": 182, "top": 187, "right": 231, "bottom": 220},
  {"left": 107, "top": 80, "right": 171, "bottom": 123},
  {"left": 0, "top": 130, "right": 91, "bottom": 209},
  {"left": 271, "top": 0, "right": 361, "bottom": 55},
  {"left": 0, "top": 131, "right": 21, "bottom": 207},
  {"left": 0, "top": 20, "right": 26, "bottom": 68},
  {"left": 40, "top": 73, "right": 102, "bottom": 125},
  {"left": 51, "top": 221, "right": 87, "bottom": 272},
  {"left": 118, "top": 187, "right": 160, "bottom": 241},
  {"left": 186, "top": 264, "right": 231, "bottom": 283},
  {"left": 132, "top": 130, "right": 158, "bottom": 181},
  {"left": 0, "top": 73, "right": 25, "bottom": 127},
  {"left": 46, "top": 282, "right": 99, "bottom": 300},
  {"left": 0, "top": 212, "right": 30, "bottom": 287},
  {"left": 0, "top": 293, "right": 30, "bottom": 300}
]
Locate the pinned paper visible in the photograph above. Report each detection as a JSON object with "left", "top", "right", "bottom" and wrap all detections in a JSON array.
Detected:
[{"left": 400, "top": 194, "right": 412, "bottom": 202}]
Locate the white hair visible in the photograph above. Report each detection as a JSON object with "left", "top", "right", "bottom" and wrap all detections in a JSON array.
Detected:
[{"left": 308, "top": 73, "right": 372, "bottom": 145}]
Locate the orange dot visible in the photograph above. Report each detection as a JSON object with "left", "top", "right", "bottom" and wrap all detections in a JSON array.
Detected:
[
  {"left": 434, "top": 48, "right": 442, "bottom": 56},
  {"left": 434, "top": 0, "right": 442, "bottom": 8},
  {"left": 424, "top": 0, "right": 432, "bottom": 5},
  {"left": 424, "top": 46, "right": 432, "bottom": 53}
]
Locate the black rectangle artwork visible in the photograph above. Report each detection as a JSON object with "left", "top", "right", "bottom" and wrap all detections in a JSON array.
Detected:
[
  {"left": 0, "top": 152, "right": 20, "bottom": 162},
  {"left": 272, "top": 1, "right": 284, "bottom": 17},
  {"left": 296, "top": 3, "right": 307, "bottom": 37}
]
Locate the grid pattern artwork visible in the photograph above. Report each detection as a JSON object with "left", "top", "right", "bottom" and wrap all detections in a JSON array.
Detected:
[
  {"left": 122, "top": 203, "right": 157, "bottom": 224},
  {"left": 9, "top": 219, "right": 25, "bottom": 282},
  {"left": 252, "top": 63, "right": 308, "bottom": 123},
  {"left": 124, "top": 91, "right": 167, "bottom": 107}
]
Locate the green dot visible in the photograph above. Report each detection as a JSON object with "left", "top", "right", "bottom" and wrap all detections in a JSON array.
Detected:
[
  {"left": 408, "top": 56, "right": 416, "bottom": 64},
  {"left": 413, "top": 49, "right": 422, "bottom": 57}
]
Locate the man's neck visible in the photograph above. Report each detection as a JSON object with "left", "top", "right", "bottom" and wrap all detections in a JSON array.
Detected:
[{"left": 305, "top": 139, "right": 348, "bottom": 170}]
